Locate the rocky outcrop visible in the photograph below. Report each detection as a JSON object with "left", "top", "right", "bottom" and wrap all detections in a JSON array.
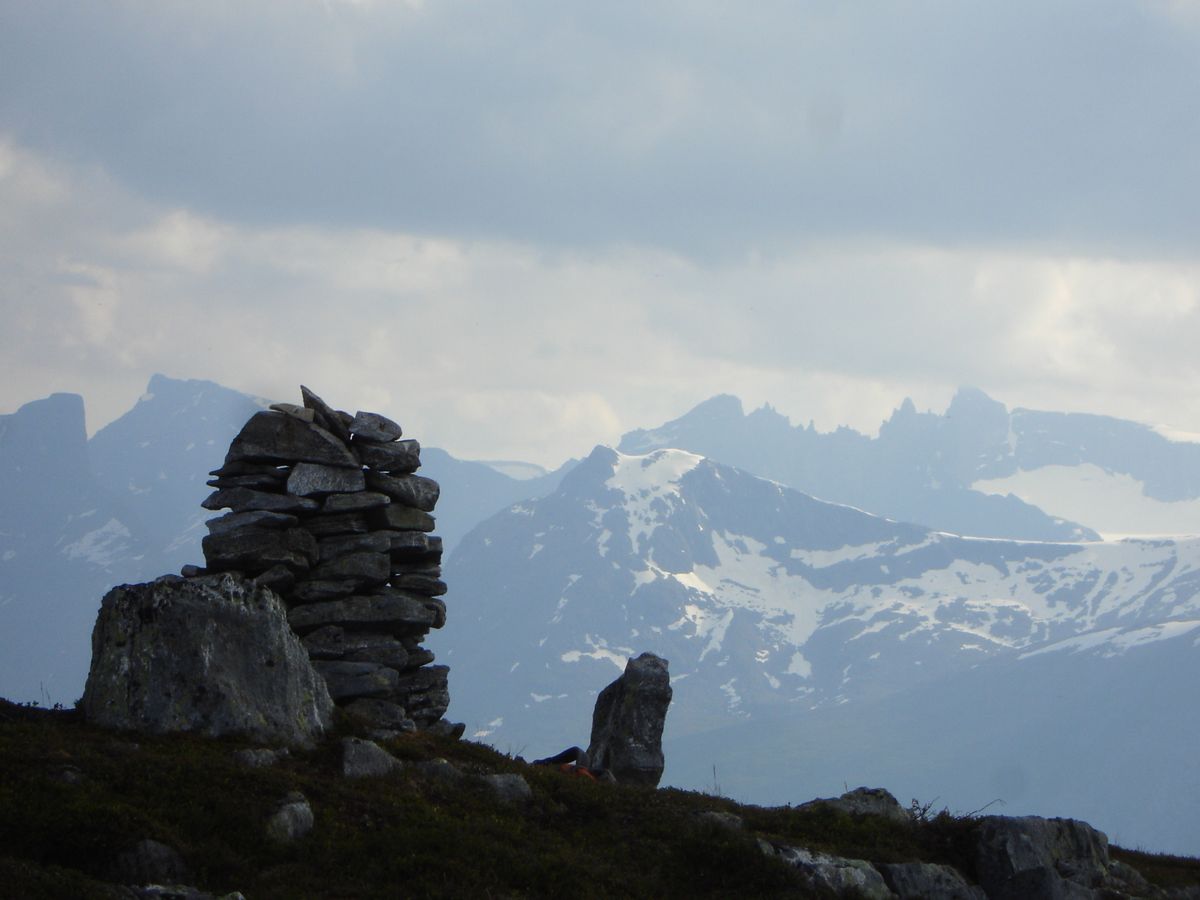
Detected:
[
  {"left": 81, "top": 573, "right": 333, "bottom": 748},
  {"left": 798, "top": 786, "right": 913, "bottom": 824},
  {"left": 586, "top": 652, "right": 672, "bottom": 787},
  {"left": 973, "top": 815, "right": 1156, "bottom": 899},
  {"left": 879, "top": 862, "right": 986, "bottom": 899},
  {"left": 194, "top": 387, "right": 451, "bottom": 734},
  {"left": 761, "top": 843, "right": 893, "bottom": 899}
]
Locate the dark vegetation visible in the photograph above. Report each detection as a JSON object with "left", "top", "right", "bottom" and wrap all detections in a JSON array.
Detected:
[{"left": 2, "top": 699, "right": 1198, "bottom": 899}]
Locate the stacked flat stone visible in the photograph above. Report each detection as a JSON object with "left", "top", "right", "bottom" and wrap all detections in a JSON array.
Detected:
[{"left": 195, "top": 386, "right": 449, "bottom": 733}]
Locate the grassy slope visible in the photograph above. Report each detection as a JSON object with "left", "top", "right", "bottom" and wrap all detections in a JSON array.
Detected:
[{"left": 1, "top": 700, "right": 1197, "bottom": 899}]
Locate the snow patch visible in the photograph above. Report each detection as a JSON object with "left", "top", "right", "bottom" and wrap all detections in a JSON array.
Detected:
[{"left": 61, "top": 519, "right": 131, "bottom": 565}]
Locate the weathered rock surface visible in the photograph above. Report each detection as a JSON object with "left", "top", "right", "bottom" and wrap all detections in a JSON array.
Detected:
[
  {"left": 266, "top": 791, "right": 314, "bottom": 843},
  {"left": 356, "top": 440, "right": 422, "bottom": 474},
  {"left": 225, "top": 410, "right": 357, "bottom": 468},
  {"left": 201, "top": 528, "right": 318, "bottom": 573},
  {"left": 798, "top": 786, "right": 912, "bottom": 824},
  {"left": 587, "top": 652, "right": 672, "bottom": 787},
  {"left": 113, "top": 838, "right": 189, "bottom": 886},
  {"left": 764, "top": 843, "right": 893, "bottom": 899},
  {"left": 286, "top": 462, "right": 366, "bottom": 497},
  {"left": 82, "top": 574, "right": 334, "bottom": 748},
  {"left": 364, "top": 471, "right": 439, "bottom": 510},
  {"left": 201, "top": 487, "right": 319, "bottom": 515},
  {"left": 480, "top": 773, "right": 533, "bottom": 804},
  {"left": 350, "top": 410, "right": 403, "bottom": 442},
  {"left": 974, "top": 816, "right": 1116, "bottom": 899},
  {"left": 205, "top": 509, "right": 298, "bottom": 536},
  {"left": 300, "top": 385, "right": 352, "bottom": 443},
  {"left": 287, "top": 590, "right": 439, "bottom": 633},
  {"left": 312, "top": 660, "right": 400, "bottom": 701},
  {"left": 340, "top": 737, "right": 402, "bottom": 778},
  {"left": 880, "top": 862, "right": 985, "bottom": 899}
]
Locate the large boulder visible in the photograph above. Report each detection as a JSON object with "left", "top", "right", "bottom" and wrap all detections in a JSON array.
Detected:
[
  {"left": 82, "top": 574, "right": 334, "bottom": 747},
  {"left": 974, "top": 816, "right": 1115, "bottom": 899},
  {"left": 586, "top": 652, "right": 672, "bottom": 787}
]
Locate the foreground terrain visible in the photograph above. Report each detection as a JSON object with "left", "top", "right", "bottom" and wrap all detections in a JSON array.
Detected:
[{"left": 2, "top": 700, "right": 1198, "bottom": 899}]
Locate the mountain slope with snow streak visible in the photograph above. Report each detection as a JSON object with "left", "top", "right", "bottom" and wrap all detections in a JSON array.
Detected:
[{"left": 441, "top": 444, "right": 1200, "bottom": 758}]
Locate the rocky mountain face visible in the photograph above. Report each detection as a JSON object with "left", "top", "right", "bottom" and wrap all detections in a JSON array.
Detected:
[
  {"left": 441, "top": 445, "right": 1200, "bottom": 854},
  {"left": 618, "top": 388, "right": 1200, "bottom": 541}
]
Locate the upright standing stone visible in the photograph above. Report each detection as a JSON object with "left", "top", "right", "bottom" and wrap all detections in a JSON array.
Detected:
[{"left": 587, "top": 652, "right": 672, "bottom": 787}]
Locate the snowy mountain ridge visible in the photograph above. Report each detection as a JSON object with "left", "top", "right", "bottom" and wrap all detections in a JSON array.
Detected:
[{"left": 444, "top": 445, "right": 1200, "bottom": 745}]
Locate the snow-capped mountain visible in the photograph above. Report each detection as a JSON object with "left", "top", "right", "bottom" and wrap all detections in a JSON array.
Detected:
[
  {"left": 440, "top": 445, "right": 1200, "bottom": 852},
  {"left": 619, "top": 388, "right": 1200, "bottom": 541}
]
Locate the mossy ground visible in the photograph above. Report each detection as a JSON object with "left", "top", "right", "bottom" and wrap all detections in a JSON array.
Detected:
[{"left": 2, "top": 699, "right": 1197, "bottom": 899}]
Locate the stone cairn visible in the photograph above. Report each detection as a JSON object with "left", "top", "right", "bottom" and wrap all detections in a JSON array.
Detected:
[{"left": 188, "top": 386, "right": 450, "bottom": 735}]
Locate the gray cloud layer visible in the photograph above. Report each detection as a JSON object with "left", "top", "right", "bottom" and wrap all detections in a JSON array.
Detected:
[
  {"left": 4, "top": 1, "right": 1198, "bottom": 255},
  {"left": 3, "top": 3, "right": 1200, "bottom": 466}
]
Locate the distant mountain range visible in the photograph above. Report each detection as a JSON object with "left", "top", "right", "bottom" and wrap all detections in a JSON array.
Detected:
[
  {"left": 440, "top": 445, "right": 1200, "bottom": 854},
  {"left": 620, "top": 387, "right": 1200, "bottom": 541},
  {"left": 4, "top": 378, "right": 1200, "bottom": 853}
]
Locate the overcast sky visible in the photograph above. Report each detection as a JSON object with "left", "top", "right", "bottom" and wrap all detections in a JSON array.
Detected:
[{"left": 3, "top": 1, "right": 1200, "bottom": 466}]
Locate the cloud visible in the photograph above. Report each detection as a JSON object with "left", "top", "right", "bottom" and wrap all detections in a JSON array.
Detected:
[
  {"left": 4, "top": 136, "right": 1200, "bottom": 466},
  {"left": 2, "top": 2, "right": 1197, "bottom": 255}
]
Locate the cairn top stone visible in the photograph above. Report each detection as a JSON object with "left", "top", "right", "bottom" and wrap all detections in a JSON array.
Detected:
[
  {"left": 226, "top": 410, "right": 357, "bottom": 468},
  {"left": 350, "top": 410, "right": 403, "bottom": 443},
  {"left": 301, "top": 385, "right": 352, "bottom": 443}
]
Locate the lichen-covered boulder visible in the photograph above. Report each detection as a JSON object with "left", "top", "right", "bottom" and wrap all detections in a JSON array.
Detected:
[
  {"left": 586, "top": 652, "right": 672, "bottom": 787},
  {"left": 82, "top": 574, "right": 334, "bottom": 747}
]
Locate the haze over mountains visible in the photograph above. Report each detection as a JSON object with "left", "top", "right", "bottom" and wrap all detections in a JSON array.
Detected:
[{"left": 3, "top": 376, "right": 1199, "bottom": 853}]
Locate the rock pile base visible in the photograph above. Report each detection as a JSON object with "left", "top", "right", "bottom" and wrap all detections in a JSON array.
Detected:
[{"left": 192, "top": 386, "right": 451, "bottom": 733}]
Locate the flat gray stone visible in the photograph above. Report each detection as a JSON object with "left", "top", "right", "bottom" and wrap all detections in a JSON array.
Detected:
[
  {"left": 350, "top": 410, "right": 403, "bottom": 442},
  {"left": 302, "top": 512, "right": 371, "bottom": 537},
  {"left": 225, "top": 410, "right": 357, "bottom": 468},
  {"left": 313, "top": 660, "right": 400, "bottom": 701},
  {"left": 318, "top": 531, "right": 394, "bottom": 563},
  {"left": 206, "top": 509, "right": 298, "bottom": 535},
  {"left": 344, "top": 698, "right": 411, "bottom": 730},
  {"left": 372, "top": 505, "right": 436, "bottom": 532},
  {"left": 365, "top": 471, "right": 439, "bottom": 511},
  {"left": 340, "top": 737, "right": 402, "bottom": 779},
  {"left": 288, "top": 589, "right": 439, "bottom": 634},
  {"left": 301, "top": 626, "right": 414, "bottom": 663},
  {"left": 286, "top": 462, "right": 366, "bottom": 497},
  {"left": 252, "top": 564, "right": 297, "bottom": 594},
  {"left": 202, "top": 487, "right": 319, "bottom": 514},
  {"left": 357, "top": 440, "right": 422, "bottom": 474},
  {"left": 207, "top": 472, "right": 287, "bottom": 490},
  {"left": 389, "top": 573, "right": 447, "bottom": 596},
  {"left": 202, "top": 527, "right": 317, "bottom": 574},
  {"left": 323, "top": 491, "right": 390, "bottom": 513},
  {"left": 290, "top": 579, "right": 359, "bottom": 604},
  {"left": 307, "top": 551, "right": 391, "bottom": 589}
]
